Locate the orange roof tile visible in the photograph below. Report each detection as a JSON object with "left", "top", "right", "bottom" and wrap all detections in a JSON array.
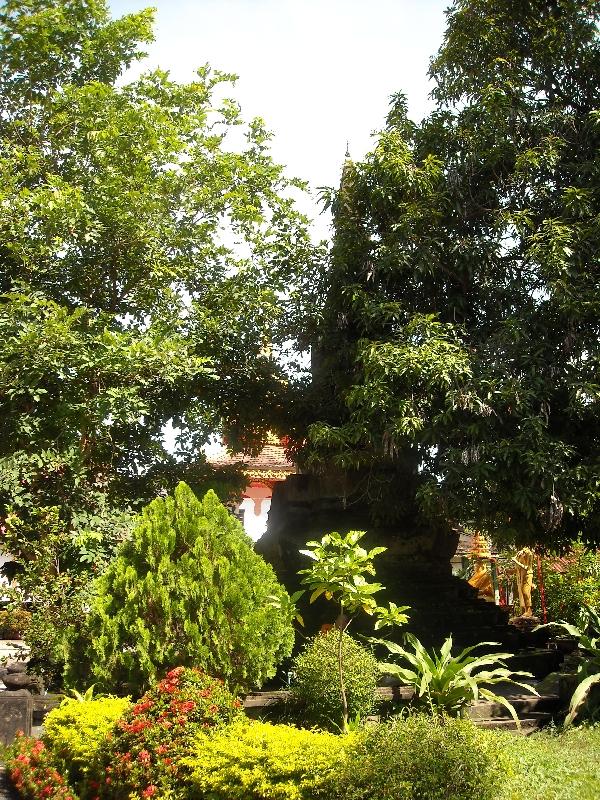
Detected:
[{"left": 209, "top": 440, "right": 295, "bottom": 482}]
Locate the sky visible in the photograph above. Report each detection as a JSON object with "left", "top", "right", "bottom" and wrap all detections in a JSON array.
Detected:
[{"left": 109, "top": 0, "right": 449, "bottom": 239}]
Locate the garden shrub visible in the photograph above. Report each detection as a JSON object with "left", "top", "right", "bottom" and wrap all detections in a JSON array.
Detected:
[
  {"left": 83, "top": 666, "right": 243, "bottom": 800},
  {"left": 67, "top": 482, "right": 295, "bottom": 695},
  {"left": 542, "top": 544, "right": 600, "bottom": 626},
  {"left": 6, "top": 734, "right": 77, "bottom": 800},
  {"left": 290, "top": 629, "right": 379, "bottom": 730},
  {"left": 0, "top": 607, "right": 31, "bottom": 639},
  {"left": 184, "top": 719, "right": 351, "bottom": 800},
  {"left": 326, "top": 714, "right": 506, "bottom": 800},
  {"left": 42, "top": 696, "right": 131, "bottom": 789}
]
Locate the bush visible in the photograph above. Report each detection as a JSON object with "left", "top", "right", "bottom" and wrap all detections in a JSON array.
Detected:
[
  {"left": 184, "top": 719, "right": 351, "bottom": 800},
  {"left": 66, "top": 482, "right": 295, "bottom": 695},
  {"left": 328, "top": 714, "right": 506, "bottom": 800},
  {"left": 83, "top": 666, "right": 243, "bottom": 800},
  {"left": 0, "top": 607, "right": 31, "bottom": 639},
  {"left": 42, "top": 696, "right": 131, "bottom": 790},
  {"left": 290, "top": 630, "right": 379, "bottom": 730},
  {"left": 542, "top": 544, "right": 600, "bottom": 626},
  {"left": 6, "top": 734, "right": 77, "bottom": 800}
]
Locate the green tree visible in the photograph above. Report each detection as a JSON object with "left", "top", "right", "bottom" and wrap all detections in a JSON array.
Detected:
[
  {"left": 305, "top": 0, "right": 600, "bottom": 549},
  {"left": 0, "top": 0, "right": 316, "bottom": 561},
  {"left": 66, "top": 482, "right": 295, "bottom": 694},
  {"left": 299, "top": 530, "right": 408, "bottom": 731}
]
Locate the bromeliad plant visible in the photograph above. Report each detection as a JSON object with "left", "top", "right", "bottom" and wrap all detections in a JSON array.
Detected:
[
  {"left": 298, "top": 530, "right": 409, "bottom": 731},
  {"left": 374, "top": 633, "right": 536, "bottom": 726}
]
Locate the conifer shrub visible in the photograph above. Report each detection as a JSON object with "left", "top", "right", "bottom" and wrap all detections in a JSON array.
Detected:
[
  {"left": 66, "top": 482, "right": 294, "bottom": 694},
  {"left": 83, "top": 666, "right": 243, "bottom": 800},
  {"left": 290, "top": 630, "right": 379, "bottom": 730}
]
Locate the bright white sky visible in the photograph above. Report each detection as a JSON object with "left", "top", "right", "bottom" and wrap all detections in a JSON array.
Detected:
[{"left": 109, "top": 0, "right": 448, "bottom": 239}]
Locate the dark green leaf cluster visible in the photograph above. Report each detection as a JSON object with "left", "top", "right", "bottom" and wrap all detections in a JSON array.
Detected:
[{"left": 305, "top": 0, "right": 600, "bottom": 548}]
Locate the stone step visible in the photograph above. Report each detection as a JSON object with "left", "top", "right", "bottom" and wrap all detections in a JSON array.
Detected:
[
  {"left": 506, "top": 648, "right": 564, "bottom": 679},
  {"left": 467, "top": 693, "right": 559, "bottom": 720},
  {"left": 473, "top": 711, "right": 553, "bottom": 734}
]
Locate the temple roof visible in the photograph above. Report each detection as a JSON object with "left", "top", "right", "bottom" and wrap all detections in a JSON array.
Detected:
[
  {"left": 209, "top": 436, "right": 295, "bottom": 483},
  {"left": 453, "top": 531, "right": 499, "bottom": 559}
]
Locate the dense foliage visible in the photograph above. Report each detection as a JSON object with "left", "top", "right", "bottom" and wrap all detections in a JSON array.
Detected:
[
  {"left": 0, "top": 0, "right": 316, "bottom": 576},
  {"left": 0, "top": 607, "right": 30, "bottom": 639},
  {"left": 330, "top": 715, "right": 505, "bottom": 800},
  {"left": 542, "top": 544, "right": 600, "bottom": 626},
  {"left": 66, "top": 483, "right": 295, "bottom": 694},
  {"left": 305, "top": 0, "right": 600, "bottom": 549},
  {"left": 184, "top": 720, "right": 349, "bottom": 800},
  {"left": 290, "top": 630, "right": 380, "bottom": 730}
]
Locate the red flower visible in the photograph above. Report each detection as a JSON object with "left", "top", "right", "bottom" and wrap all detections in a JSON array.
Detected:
[
  {"left": 142, "top": 785, "right": 157, "bottom": 797},
  {"left": 138, "top": 749, "right": 151, "bottom": 765},
  {"left": 166, "top": 666, "right": 185, "bottom": 679},
  {"left": 132, "top": 699, "right": 153, "bottom": 716}
]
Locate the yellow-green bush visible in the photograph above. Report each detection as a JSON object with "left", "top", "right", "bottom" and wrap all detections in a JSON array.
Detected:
[
  {"left": 42, "top": 696, "right": 130, "bottom": 788},
  {"left": 184, "top": 720, "right": 352, "bottom": 800}
]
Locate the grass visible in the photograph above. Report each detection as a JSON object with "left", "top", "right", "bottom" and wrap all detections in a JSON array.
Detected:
[{"left": 491, "top": 724, "right": 600, "bottom": 800}]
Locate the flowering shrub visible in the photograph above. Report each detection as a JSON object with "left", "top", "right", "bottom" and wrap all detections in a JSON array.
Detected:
[
  {"left": 6, "top": 733, "right": 77, "bottom": 800},
  {"left": 82, "top": 666, "right": 243, "bottom": 800}
]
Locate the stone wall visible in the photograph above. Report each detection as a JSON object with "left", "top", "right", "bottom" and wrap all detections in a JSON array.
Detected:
[{"left": 255, "top": 473, "right": 509, "bottom": 648}]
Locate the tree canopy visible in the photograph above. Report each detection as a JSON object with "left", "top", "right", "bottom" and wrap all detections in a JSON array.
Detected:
[
  {"left": 305, "top": 0, "right": 600, "bottom": 549},
  {"left": 0, "top": 0, "right": 316, "bottom": 556}
]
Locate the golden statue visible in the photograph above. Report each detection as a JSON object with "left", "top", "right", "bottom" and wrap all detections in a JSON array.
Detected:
[
  {"left": 468, "top": 559, "right": 494, "bottom": 601},
  {"left": 512, "top": 547, "right": 535, "bottom": 617},
  {"left": 467, "top": 532, "right": 494, "bottom": 601}
]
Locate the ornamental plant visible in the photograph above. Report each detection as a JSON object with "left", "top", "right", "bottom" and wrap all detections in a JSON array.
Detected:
[
  {"left": 83, "top": 667, "right": 243, "bottom": 800},
  {"left": 42, "top": 696, "right": 131, "bottom": 791},
  {"left": 67, "top": 483, "right": 295, "bottom": 694},
  {"left": 6, "top": 733, "right": 77, "bottom": 800},
  {"left": 291, "top": 630, "right": 380, "bottom": 731},
  {"left": 375, "top": 633, "right": 535, "bottom": 726},
  {"left": 184, "top": 720, "right": 351, "bottom": 800},
  {"left": 299, "top": 530, "right": 409, "bottom": 731}
]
